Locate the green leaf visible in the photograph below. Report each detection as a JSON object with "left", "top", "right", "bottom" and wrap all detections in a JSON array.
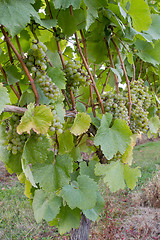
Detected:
[
  {"left": 124, "top": 165, "right": 141, "bottom": 190},
  {"left": 47, "top": 67, "right": 66, "bottom": 90},
  {"left": 46, "top": 50, "right": 62, "bottom": 69},
  {"left": 56, "top": 205, "right": 81, "bottom": 235},
  {"left": 62, "top": 175, "right": 98, "bottom": 210},
  {"left": 135, "top": 40, "right": 160, "bottom": 65},
  {"left": 22, "top": 135, "right": 51, "bottom": 165},
  {"left": 5, "top": 65, "right": 22, "bottom": 85},
  {"left": 19, "top": 89, "right": 35, "bottom": 107},
  {"left": 95, "top": 161, "right": 125, "bottom": 192},
  {"left": 58, "top": 130, "right": 74, "bottom": 155},
  {"left": 0, "top": 0, "right": 40, "bottom": 36},
  {"left": 5, "top": 152, "right": 22, "bottom": 175},
  {"left": 87, "top": 41, "right": 107, "bottom": 64},
  {"left": 0, "top": 83, "right": 10, "bottom": 115},
  {"left": 146, "top": 14, "right": 160, "bottom": 40},
  {"left": 83, "top": 192, "right": 105, "bottom": 221},
  {"left": 32, "top": 154, "right": 73, "bottom": 192},
  {"left": 94, "top": 113, "right": 132, "bottom": 160},
  {"left": 149, "top": 116, "right": 160, "bottom": 134},
  {"left": 58, "top": 9, "right": 77, "bottom": 37},
  {"left": 128, "top": 0, "right": 151, "bottom": 32},
  {"left": 80, "top": 161, "right": 99, "bottom": 182},
  {"left": 17, "top": 103, "right": 53, "bottom": 134},
  {"left": 70, "top": 112, "right": 91, "bottom": 136},
  {"left": 33, "top": 189, "right": 62, "bottom": 223},
  {"left": 53, "top": 0, "right": 81, "bottom": 9}
]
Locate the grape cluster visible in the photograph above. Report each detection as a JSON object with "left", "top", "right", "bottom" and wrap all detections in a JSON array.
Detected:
[
  {"left": 128, "top": 79, "right": 152, "bottom": 134},
  {"left": 64, "top": 59, "right": 90, "bottom": 90},
  {"left": 102, "top": 91, "right": 129, "bottom": 123},
  {"left": 26, "top": 41, "right": 60, "bottom": 101},
  {"left": 6, "top": 114, "right": 28, "bottom": 155},
  {"left": 49, "top": 105, "right": 63, "bottom": 135}
]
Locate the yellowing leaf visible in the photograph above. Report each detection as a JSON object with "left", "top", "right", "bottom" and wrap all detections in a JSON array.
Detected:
[
  {"left": 17, "top": 103, "right": 53, "bottom": 134},
  {"left": 70, "top": 112, "right": 91, "bottom": 136}
]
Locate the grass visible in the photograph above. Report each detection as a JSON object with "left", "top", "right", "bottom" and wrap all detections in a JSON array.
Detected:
[
  {"left": 132, "top": 141, "right": 160, "bottom": 187},
  {"left": 0, "top": 140, "right": 160, "bottom": 239}
]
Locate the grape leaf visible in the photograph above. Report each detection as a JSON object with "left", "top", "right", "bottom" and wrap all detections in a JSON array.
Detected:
[
  {"left": 0, "top": 0, "right": 40, "bottom": 36},
  {"left": 128, "top": 0, "right": 151, "bottom": 32},
  {"left": 53, "top": 0, "right": 81, "bottom": 9},
  {"left": 83, "top": 192, "right": 105, "bottom": 221},
  {"left": 149, "top": 116, "right": 160, "bottom": 134},
  {"left": 79, "top": 161, "right": 100, "bottom": 182},
  {"left": 5, "top": 65, "right": 22, "bottom": 84},
  {"left": 58, "top": 9, "right": 77, "bottom": 37},
  {"left": 124, "top": 165, "right": 141, "bottom": 190},
  {"left": 33, "top": 189, "right": 62, "bottom": 223},
  {"left": 22, "top": 135, "right": 51, "bottom": 165},
  {"left": 55, "top": 205, "right": 81, "bottom": 235},
  {"left": 24, "top": 179, "right": 32, "bottom": 199},
  {"left": 146, "top": 14, "right": 160, "bottom": 40},
  {"left": 121, "top": 135, "right": 137, "bottom": 165},
  {"left": 70, "top": 112, "right": 91, "bottom": 136},
  {"left": 95, "top": 161, "right": 125, "bottom": 192},
  {"left": 94, "top": 113, "right": 132, "bottom": 160},
  {"left": 47, "top": 67, "right": 66, "bottom": 90},
  {"left": 135, "top": 39, "right": 160, "bottom": 65},
  {"left": 0, "top": 83, "right": 10, "bottom": 115},
  {"left": 17, "top": 103, "right": 53, "bottom": 134},
  {"left": 19, "top": 89, "right": 35, "bottom": 107},
  {"left": 58, "top": 130, "right": 74, "bottom": 155},
  {"left": 32, "top": 154, "right": 73, "bottom": 192},
  {"left": 61, "top": 175, "right": 98, "bottom": 210}
]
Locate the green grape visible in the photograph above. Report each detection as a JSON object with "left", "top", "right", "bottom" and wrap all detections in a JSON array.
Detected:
[
  {"left": 6, "top": 114, "right": 29, "bottom": 154},
  {"left": 124, "top": 79, "right": 152, "bottom": 134},
  {"left": 102, "top": 91, "right": 129, "bottom": 123},
  {"left": 26, "top": 41, "right": 60, "bottom": 102}
]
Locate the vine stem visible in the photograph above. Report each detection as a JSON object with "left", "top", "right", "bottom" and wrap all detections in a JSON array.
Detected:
[
  {"left": 4, "top": 105, "right": 77, "bottom": 117},
  {"left": 0, "top": 63, "right": 20, "bottom": 99},
  {"left": 1, "top": 26, "right": 39, "bottom": 105},
  {"left": 80, "top": 29, "right": 89, "bottom": 65},
  {"left": 6, "top": 37, "right": 22, "bottom": 96},
  {"left": 15, "top": 35, "right": 24, "bottom": 57},
  {"left": 111, "top": 38, "right": 132, "bottom": 121},
  {"left": 101, "top": 69, "right": 111, "bottom": 94},
  {"left": 105, "top": 39, "right": 119, "bottom": 94},
  {"left": 74, "top": 32, "right": 105, "bottom": 114}
]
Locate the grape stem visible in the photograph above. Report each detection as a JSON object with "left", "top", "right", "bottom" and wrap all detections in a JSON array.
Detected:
[
  {"left": 105, "top": 39, "right": 119, "bottom": 94},
  {"left": 138, "top": 60, "right": 143, "bottom": 78},
  {"left": 101, "top": 69, "right": 111, "bottom": 94},
  {"left": 1, "top": 26, "right": 39, "bottom": 105},
  {"left": 0, "top": 63, "right": 20, "bottom": 100},
  {"left": 111, "top": 38, "right": 132, "bottom": 121},
  {"left": 15, "top": 35, "right": 24, "bottom": 57}
]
